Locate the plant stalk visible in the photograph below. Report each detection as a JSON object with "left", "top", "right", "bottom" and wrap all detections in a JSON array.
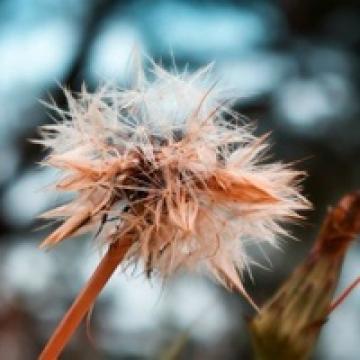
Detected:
[{"left": 39, "top": 238, "right": 132, "bottom": 360}]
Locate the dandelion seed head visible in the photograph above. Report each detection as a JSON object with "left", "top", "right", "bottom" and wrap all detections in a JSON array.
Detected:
[{"left": 37, "top": 56, "right": 309, "bottom": 293}]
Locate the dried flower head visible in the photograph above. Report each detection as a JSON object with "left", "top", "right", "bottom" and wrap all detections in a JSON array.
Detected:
[{"left": 38, "top": 58, "right": 309, "bottom": 296}]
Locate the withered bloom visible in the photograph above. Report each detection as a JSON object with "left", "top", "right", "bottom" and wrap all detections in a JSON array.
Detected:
[{"left": 38, "top": 59, "right": 308, "bottom": 299}]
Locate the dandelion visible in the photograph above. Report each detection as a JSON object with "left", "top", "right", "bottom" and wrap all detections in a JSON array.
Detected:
[{"left": 37, "top": 56, "right": 309, "bottom": 359}]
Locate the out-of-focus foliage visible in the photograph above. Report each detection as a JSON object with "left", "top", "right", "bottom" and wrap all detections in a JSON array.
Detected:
[{"left": 0, "top": 1, "right": 359, "bottom": 359}]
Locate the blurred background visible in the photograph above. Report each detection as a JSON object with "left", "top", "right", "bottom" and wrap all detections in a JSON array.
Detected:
[{"left": 0, "top": 0, "right": 359, "bottom": 359}]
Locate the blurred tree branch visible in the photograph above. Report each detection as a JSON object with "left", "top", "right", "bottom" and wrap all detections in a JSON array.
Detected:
[
  {"left": 19, "top": 0, "right": 122, "bottom": 168},
  {"left": 61, "top": 0, "right": 120, "bottom": 91}
]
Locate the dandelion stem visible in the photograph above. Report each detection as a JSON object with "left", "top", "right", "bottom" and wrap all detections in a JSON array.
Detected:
[{"left": 39, "top": 238, "right": 132, "bottom": 360}]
